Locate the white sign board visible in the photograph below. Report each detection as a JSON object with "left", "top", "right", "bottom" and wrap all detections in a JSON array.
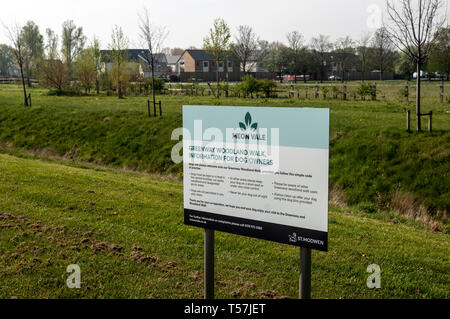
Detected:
[{"left": 183, "top": 106, "right": 329, "bottom": 251}]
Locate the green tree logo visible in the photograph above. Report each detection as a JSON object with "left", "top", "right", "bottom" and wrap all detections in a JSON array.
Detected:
[{"left": 239, "top": 112, "right": 258, "bottom": 131}]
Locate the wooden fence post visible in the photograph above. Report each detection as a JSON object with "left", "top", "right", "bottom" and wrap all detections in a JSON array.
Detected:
[
  {"left": 440, "top": 80, "right": 444, "bottom": 103},
  {"left": 406, "top": 110, "right": 410, "bottom": 132},
  {"left": 428, "top": 111, "right": 432, "bottom": 132},
  {"left": 315, "top": 84, "right": 319, "bottom": 99},
  {"left": 159, "top": 101, "right": 162, "bottom": 117},
  {"left": 147, "top": 100, "right": 151, "bottom": 117},
  {"left": 343, "top": 83, "right": 347, "bottom": 101},
  {"left": 372, "top": 83, "right": 377, "bottom": 101},
  {"left": 28, "top": 93, "right": 32, "bottom": 107},
  {"left": 405, "top": 82, "right": 409, "bottom": 102},
  {"left": 290, "top": 85, "right": 294, "bottom": 98}
]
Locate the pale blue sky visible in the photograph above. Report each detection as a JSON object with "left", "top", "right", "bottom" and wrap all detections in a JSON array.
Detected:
[{"left": 0, "top": 0, "right": 448, "bottom": 49}]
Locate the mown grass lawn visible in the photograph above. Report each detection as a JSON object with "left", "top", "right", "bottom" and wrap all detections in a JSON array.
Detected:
[
  {"left": 0, "top": 154, "right": 448, "bottom": 299},
  {"left": 0, "top": 85, "right": 449, "bottom": 226}
]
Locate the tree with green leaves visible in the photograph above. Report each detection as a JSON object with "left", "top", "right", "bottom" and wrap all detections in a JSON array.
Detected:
[
  {"left": 75, "top": 47, "right": 97, "bottom": 94},
  {"left": 262, "top": 44, "right": 290, "bottom": 82},
  {"left": 109, "top": 25, "right": 129, "bottom": 99},
  {"left": 20, "top": 21, "right": 44, "bottom": 87},
  {"left": 203, "top": 18, "right": 232, "bottom": 98},
  {"left": 0, "top": 44, "right": 14, "bottom": 76},
  {"left": 62, "top": 20, "right": 86, "bottom": 78},
  {"left": 427, "top": 27, "right": 450, "bottom": 80}
]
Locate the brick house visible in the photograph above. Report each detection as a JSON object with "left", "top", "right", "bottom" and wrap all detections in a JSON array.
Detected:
[{"left": 176, "top": 49, "right": 241, "bottom": 81}]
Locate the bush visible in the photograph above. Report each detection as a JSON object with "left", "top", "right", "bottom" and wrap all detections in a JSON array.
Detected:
[
  {"left": 145, "top": 77, "right": 165, "bottom": 93},
  {"left": 357, "top": 82, "right": 376, "bottom": 100},
  {"left": 259, "top": 79, "right": 276, "bottom": 98},
  {"left": 240, "top": 74, "right": 260, "bottom": 97}
]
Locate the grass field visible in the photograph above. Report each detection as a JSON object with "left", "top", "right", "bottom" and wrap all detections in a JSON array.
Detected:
[
  {"left": 0, "top": 84, "right": 449, "bottom": 299},
  {"left": 0, "top": 153, "right": 448, "bottom": 299},
  {"left": 0, "top": 85, "right": 449, "bottom": 228}
]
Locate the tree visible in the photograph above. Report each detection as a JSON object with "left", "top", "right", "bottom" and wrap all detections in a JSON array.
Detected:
[
  {"left": 44, "top": 28, "right": 59, "bottom": 59},
  {"left": 138, "top": 7, "right": 168, "bottom": 108},
  {"left": 75, "top": 48, "right": 97, "bottom": 94},
  {"left": 40, "top": 28, "right": 69, "bottom": 91},
  {"left": 356, "top": 32, "right": 372, "bottom": 81},
  {"left": 369, "top": 27, "right": 395, "bottom": 80},
  {"left": 0, "top": 44, "right": 14, "bottom": 76},
  {"left": 62, "top": 20, "right": 86, "bottom": 78},
  {"left": 109, "top": 25, "right": 129, "bottom": 99},
  {"left": 286, "top": 31, "right": 306, "bottom": 82},
  {"left": 203, "top": 18, "right": 232, "bottom": 98},
  {"left": 171, "top": 47, "right": 184, "bottom": 56},
  {"left": 40, "top": 59, "right": 69, "bottom": 91},
  {"left": 3, "top": 22, "right": 29, "bottom": 106},
  {"left": 333, "top": 36, "right": 355, "bottom": 82},
  {"left": 395, "top": 51, "right": 416, "bottom": 80},
  {"left": 20, "top": 21, "right": 44, "bottom": 87},
  {"left": 385, "top": 0, "right": 446, "bottom": 131},
  {"left": 262, "top": 45, "right": 290, "bottom": 82},
  {"left": 311, "top": 34, "right": 332, "bottom": 82},
  {"left": 233, "top": 25, "right": 259, "bottom": 73},
  {"left": 427, "top": 27, "right": 450, "bottom": 80},
  {"left": 91, "top": 37, "right": 102, "bottom": 94}
]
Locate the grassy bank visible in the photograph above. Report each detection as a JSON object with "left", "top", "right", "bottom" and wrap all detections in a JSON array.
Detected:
[
  {"left": 0, "top": 85, "right": 449, "bottom": 226},
  {"left": 0, "top": 154, "right": 448, "bottom": 298}
]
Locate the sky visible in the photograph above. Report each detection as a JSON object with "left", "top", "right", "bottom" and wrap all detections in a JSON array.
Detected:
[{"left": 0, "top": 0, "right": 448, "bottom": 50}]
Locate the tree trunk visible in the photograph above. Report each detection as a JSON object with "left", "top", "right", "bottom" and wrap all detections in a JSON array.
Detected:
[
  {"left": 216, "top": 59, "right": 219, "bottom": 99},
  {"left": 19, "top": 61, "right": 28, "bottom": 107},
  {"left": 416, "top": 62, "right": 421, "bottom": 132}
]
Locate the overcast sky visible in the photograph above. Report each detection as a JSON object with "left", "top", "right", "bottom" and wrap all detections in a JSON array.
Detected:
[{"left": 1, "top": 0, "right": 449, "bottom": 50}]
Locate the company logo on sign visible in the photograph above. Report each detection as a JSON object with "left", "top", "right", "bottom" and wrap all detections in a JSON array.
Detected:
[
  {"left": 239, "top": 112, "right": 258, "bottom": 132},
  {"left": 233, "top": 112, "right": 266, "bottom": 141},
  {"left": 289, "top": 232, "right": 298, "bottom": 243}
]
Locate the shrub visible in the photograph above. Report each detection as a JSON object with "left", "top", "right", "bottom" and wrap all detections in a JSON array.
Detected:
[
  {"left": 357, "top": 82, "right": 376, "bottom": 100},
  {"left": 259, "top": 79, "right": 276, "bottom": 98},
  {"left": 145, "top": 77, "right": 165, "bottom": 93},
  {"left": 240, "top": 74, "right": 260, "bottom": 97}
]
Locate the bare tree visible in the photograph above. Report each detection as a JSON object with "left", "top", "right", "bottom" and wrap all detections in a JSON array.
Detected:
[
  {"left": 385, "top": 0, "right": 446, "bottom": 131},
  {"left": 138, "top": 7, "right": 168, "bottom": 108},
  {"left": 311, "top": 34, "right": 332, "bottom": 82},
  {"left": 356, "top": 32, "right": 372, "bottom": 81},
  {"left": 370, "top": 27, "right": 395, "bottom": 81},
  {"left": 287, "top": 31, "right": 305, "bottom": 83},
  {"left": 3, "top": 22, "right": 29, "bottom": 106},
  {"left": 333, "top": 36, "right": 355, "bottom": 82},
  {"left": 233, "top": 25, "right": 259, "bottom": 73}
]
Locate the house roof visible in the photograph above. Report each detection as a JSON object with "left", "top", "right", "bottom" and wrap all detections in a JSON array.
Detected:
[
  {"left": 166, "top": 55, "right": 181, "bottom": 65},
  {"left": 100, "top": 50, "right": 167, "bottom": 64},
  {"left": 184, "top": 49, "right": 215, "bottom": 61}
]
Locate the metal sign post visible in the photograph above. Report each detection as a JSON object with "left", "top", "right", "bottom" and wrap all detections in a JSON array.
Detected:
[
  {"left": 204, "top": 228, "right": 215, "bottom": 299},
  {"left": 299, "top": 247, "right": 312, "bottom": 299}
]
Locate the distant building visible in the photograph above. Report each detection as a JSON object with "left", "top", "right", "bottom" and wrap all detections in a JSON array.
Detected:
[
  {"left": 176, "top": 49, "right": 241, "bottom": 82},
  {"left": 100, "top": 49, "right": 168, "bottom": 78},
  {"left": 166, "top": 55, "right": 181, "bottom": 73}
]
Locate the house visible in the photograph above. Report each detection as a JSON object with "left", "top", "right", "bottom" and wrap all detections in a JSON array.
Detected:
[
  {"left": 166, "top": 55, "right": 181, "bottom": 74},
  {"left": 176, "top": 49, "right": 241, "bottom": 82},
  {"left": 100, "top": 49, "right": 168, "bottom": 78}
]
